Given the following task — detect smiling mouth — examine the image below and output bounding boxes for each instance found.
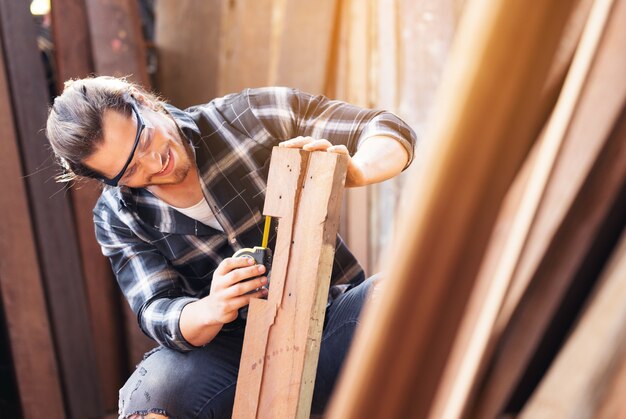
[157,149,172,175]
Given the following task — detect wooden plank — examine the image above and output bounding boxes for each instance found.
[51,0,126,411]
[270,0,339,94]
[396,0,458,135]
[217,0,273,95]
[50,0,93,87]
[0,29,65,419]
[154,0,222,107]
[370,0,459,275]
[498,0,616,327]
[542,0,595,106]
[472,0,626,415]
[428,137,538,419]
[84,0,149,84]
[595,315,626,419]
[429,0,615,416]
[0,0,104,417]
[519,228,626,418]
[84,0,154,366]
[330,0,374,273]
[325,0,578,416]
[233,147,348,418]
[475,107,626,417]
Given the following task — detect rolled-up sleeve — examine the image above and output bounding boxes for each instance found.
[93,197,199,352]
[245,87,417,169]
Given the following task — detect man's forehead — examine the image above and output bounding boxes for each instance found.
[83,108,137,175]
[102,106,136,128]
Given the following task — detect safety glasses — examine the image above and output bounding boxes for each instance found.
[98,101,145,186]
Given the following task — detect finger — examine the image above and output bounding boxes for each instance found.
[326,145,350,155]
[229,288,270,310]
[226,275,268,298]
[225,263,267,286]
[278,136,315,148]
[215,256,256,275]
[302,139,333,151]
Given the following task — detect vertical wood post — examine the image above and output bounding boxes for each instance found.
[326,0,579,416]
[83,0,155,367]
[0,28,65,419]
[0,0,104,416]
[233,147,348,418]
[51,0,126,410]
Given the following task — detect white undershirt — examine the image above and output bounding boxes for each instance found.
[169,198,223,231]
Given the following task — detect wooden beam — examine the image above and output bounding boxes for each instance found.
[0,27,65,419]
[270,0,339,94]
[51,0,126,411]
[83,0,154,366]
[154,0,222,107]
[471,0,626,415]
[429,0,615,416]
[217,0,273,95]
[0,0,103,416]
[233,147,348,418]
[84,0,149,84]
[325,0,578,416]
[519,228,626,418]
[595,306,626,419]
[475,107,626,417]
[427,136,538,419]
[50,0,93,88]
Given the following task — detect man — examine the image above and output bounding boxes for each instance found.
[46,76,416,418]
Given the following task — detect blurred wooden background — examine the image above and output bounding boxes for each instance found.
[1,0,624,418]
[0,0,461,417]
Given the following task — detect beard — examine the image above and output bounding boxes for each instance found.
[146,125,196,186]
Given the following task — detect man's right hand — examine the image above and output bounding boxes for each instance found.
[179,256,268,347]
[205,256,268,324]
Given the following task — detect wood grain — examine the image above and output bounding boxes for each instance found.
[430,0,615,416]
[472,0,626,415]
[52,0,126,410]
[326,0,578,416]
[233,147,348,418]
[83,0,154,367]
[0,0,103,416]
[155,0,222,107]
[519,229,626,418]
[0,26,65,419]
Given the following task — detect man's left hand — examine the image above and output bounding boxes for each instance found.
[278,136,366,187]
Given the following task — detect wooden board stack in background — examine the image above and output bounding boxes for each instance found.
[0,25,65,419]
[2,0,625,417]
[0,0,103,416]
[52,0,125,411]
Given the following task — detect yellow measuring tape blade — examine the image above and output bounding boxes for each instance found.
[261,215,271,248]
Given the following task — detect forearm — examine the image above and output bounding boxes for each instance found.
[179,298,224,347]
[348,136,410,187]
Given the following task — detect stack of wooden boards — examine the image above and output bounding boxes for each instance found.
[327,0,626,417]
[0,0,150,417]
[1,0,624,417]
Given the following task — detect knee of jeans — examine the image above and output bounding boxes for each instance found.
[125,413,169,419]
[118,363,187,419]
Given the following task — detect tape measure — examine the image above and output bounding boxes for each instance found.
[232,215,273,269]
[234,216,273,319]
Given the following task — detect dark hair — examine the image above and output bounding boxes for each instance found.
[46,76,164,182]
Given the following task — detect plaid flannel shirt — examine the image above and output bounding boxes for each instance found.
[94,87,416,351]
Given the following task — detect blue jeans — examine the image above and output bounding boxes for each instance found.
[118,275,375,418]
